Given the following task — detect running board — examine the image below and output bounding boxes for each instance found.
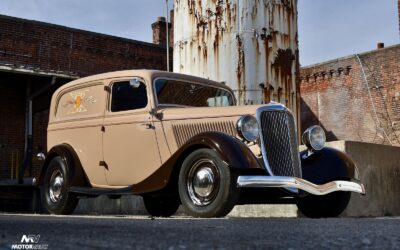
[237,176,365,196]
[0,178,36,187]
[69,186,134,196]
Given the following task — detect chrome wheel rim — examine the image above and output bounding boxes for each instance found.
[187,159,219,206]
[49,170,64,203]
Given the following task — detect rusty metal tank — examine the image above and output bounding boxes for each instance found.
[173,0,300,122]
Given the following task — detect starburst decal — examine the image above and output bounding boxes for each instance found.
[62,89,97,114]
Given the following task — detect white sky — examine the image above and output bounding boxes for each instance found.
[0,0,399,66]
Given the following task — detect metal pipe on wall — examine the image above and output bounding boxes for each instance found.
[166,0,170,72]
[19,80,31,183]
[19,76,56,183]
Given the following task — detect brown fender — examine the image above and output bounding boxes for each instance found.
[133,131,263,194]
[38,144,89,187]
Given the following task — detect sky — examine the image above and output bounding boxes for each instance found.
[298,0,399,66]
[0,0,398,66]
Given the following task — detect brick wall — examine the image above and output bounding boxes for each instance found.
[300,44,400,146]
[0,15,170,179]
[152,17,172,47]
[0,77,26,179]
[0,15,169,77]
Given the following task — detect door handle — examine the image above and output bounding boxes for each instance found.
[141,123,155,129]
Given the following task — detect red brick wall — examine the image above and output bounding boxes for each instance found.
[300,45,400,146]
[0,15,168,77]
[152,17,172,47]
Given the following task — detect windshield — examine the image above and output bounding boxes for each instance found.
[154,79,235,107]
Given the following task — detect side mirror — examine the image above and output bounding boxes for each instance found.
[129,79,141,88]
[150,108,163,120]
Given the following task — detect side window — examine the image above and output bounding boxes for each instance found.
[56,84,104,119]
[111,80,148,112]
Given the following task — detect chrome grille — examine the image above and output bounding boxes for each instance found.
[259,110,301,177]
[173,121,236,147]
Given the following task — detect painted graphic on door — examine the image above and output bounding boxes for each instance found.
[62,89,97,114]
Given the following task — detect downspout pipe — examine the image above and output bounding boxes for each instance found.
[355,54,393,146]
[19,81,31,184]
[19,76,56,184]
[166,0,170,72]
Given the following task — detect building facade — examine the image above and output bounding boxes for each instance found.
[300,1,400,146]
[300,44,400,146]
[0,15,170,180]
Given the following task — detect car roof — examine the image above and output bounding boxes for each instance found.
[57,69,231,91]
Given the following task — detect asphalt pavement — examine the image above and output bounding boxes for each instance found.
[0,214,399,250]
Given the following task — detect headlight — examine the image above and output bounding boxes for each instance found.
[302,125,326,151]
[237,115,260,142]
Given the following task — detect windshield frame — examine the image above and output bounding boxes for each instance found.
[152,77,237,108]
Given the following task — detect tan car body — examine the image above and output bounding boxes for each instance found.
[48,70,257,190]
[43,69,366,217]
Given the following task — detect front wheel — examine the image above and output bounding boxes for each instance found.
[42,156,79,215]
[296,191,351,218]
[178,148,240,218]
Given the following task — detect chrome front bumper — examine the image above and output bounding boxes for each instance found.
[237,176,365,196]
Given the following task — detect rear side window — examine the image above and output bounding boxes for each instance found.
[56,84,104,119]
[111,81,148,112]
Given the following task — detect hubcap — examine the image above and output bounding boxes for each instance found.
[193,167,215,197]
[187,159,219,206]
[49,170,64,203]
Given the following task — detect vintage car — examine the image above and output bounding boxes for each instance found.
[38,70,365,218]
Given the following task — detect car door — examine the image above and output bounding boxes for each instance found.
[102,78,161,186]
[49,82,108,186]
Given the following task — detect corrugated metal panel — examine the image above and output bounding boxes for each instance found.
[173,0,299,122]
[172,121,236,147]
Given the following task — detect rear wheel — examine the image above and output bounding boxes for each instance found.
[143,196,180,217]
[178,149,240,218]
[42,156,79,215]
[297,191,351,218]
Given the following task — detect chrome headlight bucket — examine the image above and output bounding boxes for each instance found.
[237,115,260,142]
[302,125,326,151]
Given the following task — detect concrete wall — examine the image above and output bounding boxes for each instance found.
[74,140,400,218]
[74,196,298,218]
[329,141,400,217]
[75,195,148,216]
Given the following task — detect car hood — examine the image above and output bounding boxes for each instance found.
[157,105,264,121]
